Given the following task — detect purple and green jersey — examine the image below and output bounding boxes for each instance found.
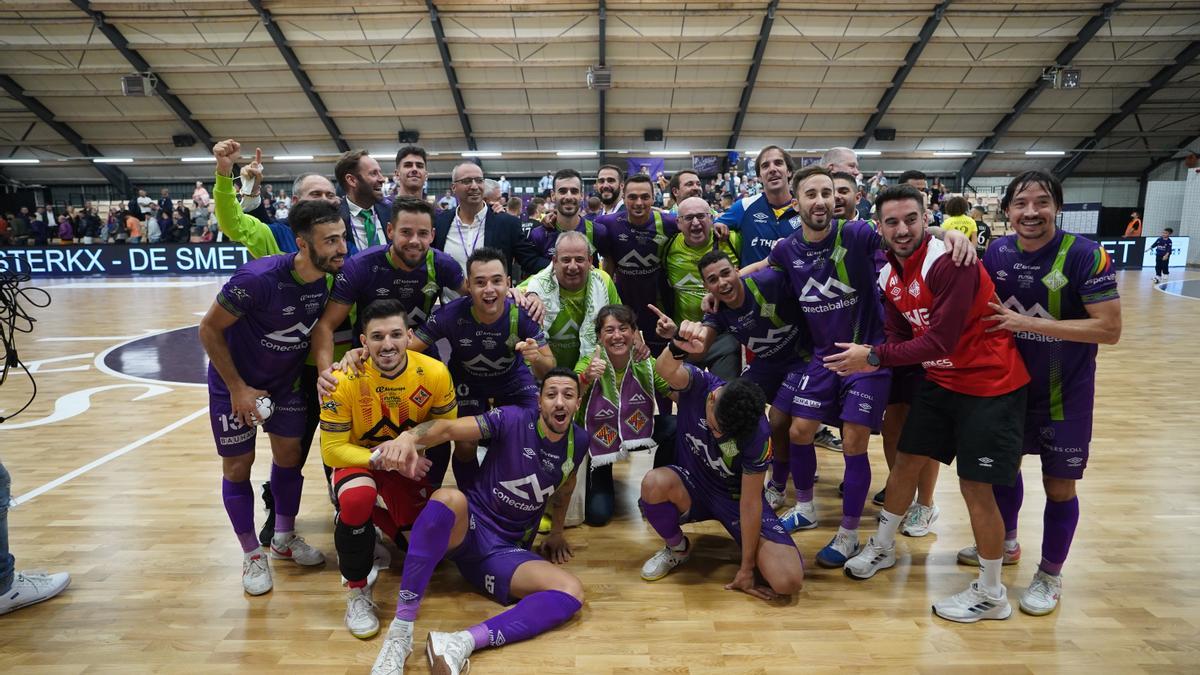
[472,405,589,546]
[702,266,809,366]
[594,210,678,340]
[210,253,327,395]
[414,296,547,390]
[984,231,1119,421]
[527,217,605,261]
[330,245,463,328]
[767,219,886,358]
[674,365,771,500]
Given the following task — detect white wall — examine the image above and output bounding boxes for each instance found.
[1061,177,1139,207]
[1181,169,1200,265]
[1143,181,1186,234]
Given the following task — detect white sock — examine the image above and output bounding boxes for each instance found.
[272,530,294,543]
[1003,539,1019,551]
[876,509,903,548]
[670,536,689,553]
[836,526,858,544]
[389,618,413,638]
[978,556,1004,596]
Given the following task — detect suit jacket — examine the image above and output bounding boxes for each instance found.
[339,200,392,257]
[434,208,548,281]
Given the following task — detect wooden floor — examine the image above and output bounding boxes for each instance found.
[1,269,1198,674]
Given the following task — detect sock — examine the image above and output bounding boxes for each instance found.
[992,471,1024,542]
[639,498,683,548]
[876,509,903,548]
[334,483,377,584]
[978,556,1004,596]
[269,463,304,535]
[840,453,871,530]
[222,478,259,554]
[789,443,816,503]
[769,457,788,490]
[468,589,582,650]
[395,500,456,621]
[1039,496,1079,576]
[388,617,413,638]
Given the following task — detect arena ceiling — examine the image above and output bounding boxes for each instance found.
[0,0,1197,189]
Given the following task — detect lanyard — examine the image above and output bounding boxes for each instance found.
[454,209,485,257]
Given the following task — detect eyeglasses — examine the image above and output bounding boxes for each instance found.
[454,177,485,186]
[680,213,709,222]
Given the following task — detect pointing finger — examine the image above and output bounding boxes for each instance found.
[254,147,262,165]
[646,304,668,321]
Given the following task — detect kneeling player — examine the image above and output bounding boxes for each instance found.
[638,336,804,600]
[370,369,588,675]
[319,299,458,639]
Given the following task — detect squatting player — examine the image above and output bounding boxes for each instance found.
[320,299,457,639]
[368,369,589,675]
[197,199,346,595]
[974,170,1121,616]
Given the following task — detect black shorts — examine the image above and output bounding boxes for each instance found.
[887,365,925,406]
[897,380,1026,486]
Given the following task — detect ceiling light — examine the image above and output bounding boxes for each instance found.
[93,157,133,163]
[933,152,972,157]
[0,158,39,164]
[649,151,689,157]
[556,151,597,157]
[274,155,314,161]
[462,151,501,158]
[1025,150,1066,156]
[180,156,214,162]
[855,150,882,156]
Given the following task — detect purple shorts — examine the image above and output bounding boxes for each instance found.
[779,361,890,432]
[208,385,306,457]
[456,373,540,418]
[742,357,806,408]
[1023,416,1092,480]
[448,508,543,605]
[666,465,795,549]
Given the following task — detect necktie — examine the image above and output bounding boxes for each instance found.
[362,208,378,247]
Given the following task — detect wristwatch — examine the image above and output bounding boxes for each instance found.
[866,346,881,368]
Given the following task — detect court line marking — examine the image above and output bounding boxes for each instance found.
[1152,276,1200,302]
[11,406,209,507]
[39,330,163,342]
[92,324,208,389]
[42,281,217,289]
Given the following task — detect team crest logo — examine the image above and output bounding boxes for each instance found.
[410,386,431,407]
[625,410,649,433]
[595,424,619,447]
[321,400,340,413]
[1042,269,1068,292]
[227,286,250,302]
[907,280,921,297]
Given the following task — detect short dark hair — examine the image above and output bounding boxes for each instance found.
[360,298,410,329]
[714,377,767,442]
[1165,227,1174,234]
[697,249,734,275]
[790,165,833,195]
[755,145,796,175]
[586,195,602,210]
[389,196,435,226]
[466,246,508,277]
[624,174,654,191]
[288,199,342,238]
[669,170,700,197]
[831,171,856,185]
[944,196,970,217]
[334,149,371,190]
[594,304,637,334]
[395,145,427,167]
[898,170,927,185]
[540,367,580,393]
[506,197,523,211]
[553,168,583,190]
[874,185,926,217]
[597,164,624,182]
[1000,170,1063,213]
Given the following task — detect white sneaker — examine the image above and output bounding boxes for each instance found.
[270,533,326,566]
[932,580,1012,623]
[345,586,380,639]
[957,542,1021,566]
[843,536,896,580]
[779,501,818,533]
[900,503,940,537]
[372,626,413,675]
[242,551,273,596]
[0,570,71,615]
[640,538,691,581]
[1019,570,1063,616]
[426,630,474,675]
[764,482,787,510]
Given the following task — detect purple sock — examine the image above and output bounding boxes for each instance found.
[1039,496,1079,576]
[993,471,1024,541]
[270,463,304,534]
[840,453,871,530]
[222,478,259,554]
[468,589,582,650]
[639,498,683,548]
[769,456,788,490]
[789,443,816,502]
[395,500,456,621]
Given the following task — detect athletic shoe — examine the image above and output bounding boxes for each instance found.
[345,586,380,639]
[765,481,787,511]
[814,427,843,452]
[426,630,473,675]
[0,570,71,615]
[640,538,691,581]
[258,481,275,547]
[1019,570,1063,616]
[372,626,413,675]
[1153,276,1160,284]
[956,543,1021,567]
[900,503,940,537]
[872,488,886,506]
[242,551,273,595]
[815,530,861,568]
[270,533,326,566]
[779,501,818,533]
[844,536,896,580]
[932,581,1012,623]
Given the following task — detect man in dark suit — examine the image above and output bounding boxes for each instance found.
[334,149,391,257]
[435,162,549,280]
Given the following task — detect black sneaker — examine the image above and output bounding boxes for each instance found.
[258,481,276,547]
[872,488,886,506]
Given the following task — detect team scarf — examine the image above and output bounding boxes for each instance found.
[581,354,657,466]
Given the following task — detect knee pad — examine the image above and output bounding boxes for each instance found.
[336,483,377,526]
[334,518,376,583]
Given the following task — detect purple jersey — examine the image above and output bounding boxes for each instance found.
[768,219,885,358]
[330,245,463,327]
[471,405,589,545]
[984,231,1118,421]
[414,296,547,388]
[210,253,327,394]
[703,266,809,366]
[595,210,678,338]
[527,217,606,260]
[674,365,771,500]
